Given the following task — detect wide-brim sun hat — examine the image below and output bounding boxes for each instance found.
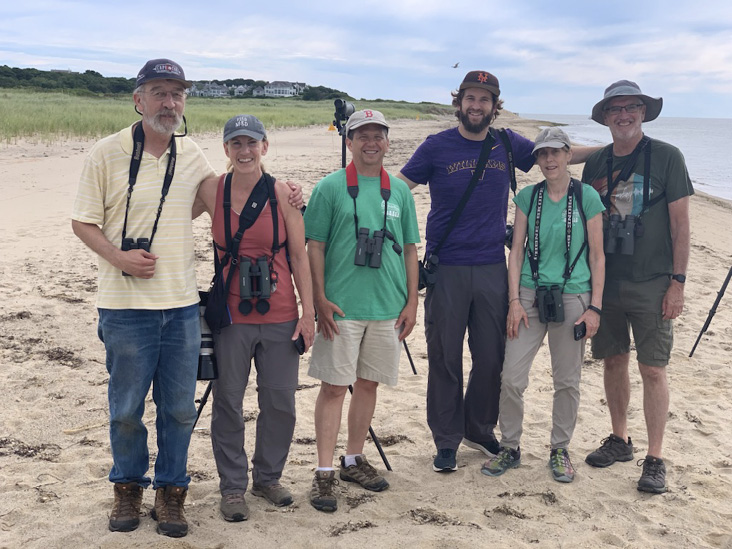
[591,80,663,125]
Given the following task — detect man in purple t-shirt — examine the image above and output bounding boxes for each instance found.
[398,71,597,473]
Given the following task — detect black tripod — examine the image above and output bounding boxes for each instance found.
[689,265,732,357]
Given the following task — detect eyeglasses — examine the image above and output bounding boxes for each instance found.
[603,103,644,115]
[144,90,187,102]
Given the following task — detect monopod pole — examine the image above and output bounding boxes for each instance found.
[348,384,392,471]
[690,265,732,357]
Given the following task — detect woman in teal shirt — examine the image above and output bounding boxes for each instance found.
[482,127,605,483]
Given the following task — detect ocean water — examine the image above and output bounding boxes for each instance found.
[524,114,732,201]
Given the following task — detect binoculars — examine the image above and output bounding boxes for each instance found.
[239,256,272,315]
[354,227,385,268]
[605,214,643,255]
[121,237,150,276]
[536,285,565,324]
[418,254,440,290]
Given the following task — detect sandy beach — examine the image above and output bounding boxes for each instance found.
[1,112,731,549]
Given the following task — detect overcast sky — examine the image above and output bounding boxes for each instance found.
[2,1,731,118]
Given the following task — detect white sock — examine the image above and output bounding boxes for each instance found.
[344,454,362,467]
[315,466,335,472]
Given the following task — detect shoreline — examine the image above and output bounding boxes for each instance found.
[1,114,731,548]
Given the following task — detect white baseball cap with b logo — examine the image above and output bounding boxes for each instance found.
[344,109,390,134]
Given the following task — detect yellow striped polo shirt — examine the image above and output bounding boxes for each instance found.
[72,124,216,309]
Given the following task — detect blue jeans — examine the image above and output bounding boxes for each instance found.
[98,304,199,488]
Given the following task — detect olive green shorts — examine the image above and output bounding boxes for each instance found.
[591,276,673,367]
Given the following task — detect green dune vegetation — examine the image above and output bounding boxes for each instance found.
[0,88,453,142]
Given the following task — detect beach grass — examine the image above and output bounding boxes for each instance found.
[0,89,452,141]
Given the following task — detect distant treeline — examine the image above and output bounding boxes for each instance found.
[0,65,351,100]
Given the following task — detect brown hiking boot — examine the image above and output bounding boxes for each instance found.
[109,482,143,532]
[339,455,389,492]
[309,470,338,512]
[151,486,188,538]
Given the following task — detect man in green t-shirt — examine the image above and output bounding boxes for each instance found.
[304,109,420,513]
[581,81,693,495]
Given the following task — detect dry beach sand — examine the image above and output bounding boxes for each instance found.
[1,113,731,548]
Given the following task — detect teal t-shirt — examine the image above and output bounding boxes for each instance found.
[514,182,605,293]
[304,168,420,320]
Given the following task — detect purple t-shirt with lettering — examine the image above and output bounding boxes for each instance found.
[401,127,535,265]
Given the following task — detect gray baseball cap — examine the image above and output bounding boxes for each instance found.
[591,80,663,125]
[532,127,571,155]
[344,109,390,135]
[136,58,191,88]
[223,114,267,142]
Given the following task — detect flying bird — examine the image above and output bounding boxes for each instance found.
[452,62,460,68]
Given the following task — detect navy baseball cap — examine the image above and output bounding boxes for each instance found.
[136,58,192,88]
[223,114,267,142]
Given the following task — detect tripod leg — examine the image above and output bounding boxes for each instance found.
[348,384,392,471]
[403,340,418,375]
[690,265,732,357]
[192,380,213,430]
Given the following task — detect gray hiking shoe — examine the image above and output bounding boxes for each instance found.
[481,447,521,477]
[585,434,634,467]
[549,448,575,483]
[109,482,143,532]
[310,470,338,512]
[220,492,250,522]
[251,483,293,507]
[637,455,668,494]
[339,455,389,492]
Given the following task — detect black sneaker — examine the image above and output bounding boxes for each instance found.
[585,434,634,468]
[433,448,458,472]
[462,434,500,457]
[637,455,668,494]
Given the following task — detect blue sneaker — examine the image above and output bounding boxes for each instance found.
[481,447,521,477]
[433,448,458,472]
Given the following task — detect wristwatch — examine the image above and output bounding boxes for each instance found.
[671,274,686,283]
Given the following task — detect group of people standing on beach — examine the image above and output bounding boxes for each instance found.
[71,58,692,538]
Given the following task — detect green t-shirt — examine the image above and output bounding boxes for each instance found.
[514,182,605,293]
[304,169,420,320]
[582,137,694,282]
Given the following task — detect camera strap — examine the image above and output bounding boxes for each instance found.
[527,179,586,289]
[121,122,177,247]
[346,160,391,240]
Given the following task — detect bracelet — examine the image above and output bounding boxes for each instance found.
[509,297,520,303]
[588,305,602,315]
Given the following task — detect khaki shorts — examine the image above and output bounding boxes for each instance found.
[591,276,673,367]
[308,319,401,386]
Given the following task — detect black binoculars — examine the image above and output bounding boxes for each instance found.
[354,227,385,269]
[536,285,565,324]
[239,256,272,315]
[605,214,643,255]
[121,237,150,276]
